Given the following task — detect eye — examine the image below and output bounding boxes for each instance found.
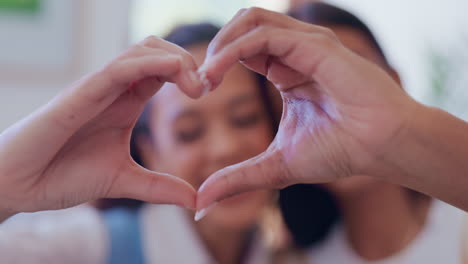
[175,126,204,143]
[231,112,262,128]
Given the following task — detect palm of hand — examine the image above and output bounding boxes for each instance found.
[6,85,156,212]
[196,49,411,211]
[266,54,410,187]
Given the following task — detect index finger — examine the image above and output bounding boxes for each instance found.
[206,7,332,57]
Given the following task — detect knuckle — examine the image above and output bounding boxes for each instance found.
[236,8,248,16]
[128,44,146,55]
[141,35,161,47]
[312,33,338,48]
[317,26,339,44]
[320,27,335,37]
[246,6,264,16]
[178,51,192,64]
[255,25,273,34]
[172,54,184,68]
[100,62,116,80]
[102,59,120,76]
[244,7,266,24]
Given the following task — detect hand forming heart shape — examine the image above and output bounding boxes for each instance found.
[0,36,205,218]
[0,8,416,221]
[194,8,415,217]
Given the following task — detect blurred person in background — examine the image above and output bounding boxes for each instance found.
[2,3,466,263]
[289,0,321,9]
[0,22,303,264]
[116,22,290,264]
[277,3,465,264]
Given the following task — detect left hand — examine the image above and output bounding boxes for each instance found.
[0,36,205,220]
[195,8,416,215]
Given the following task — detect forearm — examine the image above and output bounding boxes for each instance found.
[374,103,468,210]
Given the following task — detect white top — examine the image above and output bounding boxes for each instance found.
[141,205,272,264]
[0,205,107,264]
[0,204,273,264]
[307,200,466,264]
[0,201,464,264]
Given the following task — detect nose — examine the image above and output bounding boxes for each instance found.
[206,123,246,168]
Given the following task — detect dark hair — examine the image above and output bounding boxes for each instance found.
[98,22,280,210]
[288,2,389,66]
[279,184,339,249]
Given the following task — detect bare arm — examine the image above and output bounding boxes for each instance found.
[195,7,468,217]
[0,36,204,222]
[374,104,468,210]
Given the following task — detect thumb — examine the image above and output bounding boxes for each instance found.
[196,149,291,219]
[108,164,196,210]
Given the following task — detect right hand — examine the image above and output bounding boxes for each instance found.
[196,8,419,212]
[0,36,204,218]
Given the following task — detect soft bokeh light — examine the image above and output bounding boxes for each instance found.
[129,0,287,42]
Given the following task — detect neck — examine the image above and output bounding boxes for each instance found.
[336,185,430,260]
[194,216,252,264]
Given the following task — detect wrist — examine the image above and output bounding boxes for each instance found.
[368,100,445,184]
[361,96,425,181]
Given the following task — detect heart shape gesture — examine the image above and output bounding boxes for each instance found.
[0,36,206,219]
[195,8,417,216]
[3,8,465,221]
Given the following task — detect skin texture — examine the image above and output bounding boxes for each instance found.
[195,8,468,214]
[320,26,431,260]
[195,7,417,212]
[2,7,468,223]
[138,44,273,263]
[0,36,205,221]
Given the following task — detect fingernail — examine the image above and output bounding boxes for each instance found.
[188,70,201,86]
[201,83,211,97]
[198,62,208,73]
[198,71,213,97]
[194,202,218,222]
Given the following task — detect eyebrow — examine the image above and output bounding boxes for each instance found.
[169,93,258,122]
[228,94,258,110]
[170,109,201,123]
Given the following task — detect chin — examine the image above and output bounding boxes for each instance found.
[207,206,261,230]
[205,191,270,230]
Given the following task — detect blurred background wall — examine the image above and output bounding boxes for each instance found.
[0,0,467,131]
[0,0,131,130]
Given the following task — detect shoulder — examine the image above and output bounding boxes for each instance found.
[307,200,466,264]
[0,204,107,264]
[417,200,465,263]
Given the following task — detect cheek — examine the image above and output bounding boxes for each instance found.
[158,139,205,186]
[242,122,273,155]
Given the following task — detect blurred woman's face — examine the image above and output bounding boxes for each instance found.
[146,44,273,229]
[325,26,396,198]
